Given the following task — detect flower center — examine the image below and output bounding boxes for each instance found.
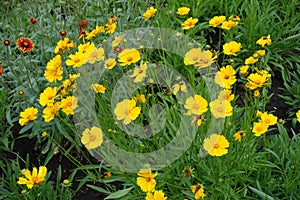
[127,56,133,62]
[217,107,224,113]
[213,143,219,148]
[89,135,96,142]
[138,69,144,74]
[224,75,230,79]
[146,177,151,182]
[22,41,29,47]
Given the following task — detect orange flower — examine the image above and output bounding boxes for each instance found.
[16,38,34,52]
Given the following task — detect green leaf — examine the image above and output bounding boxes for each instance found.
[248,186,274,200]
[104,187,133,199]
[86,184,110,195]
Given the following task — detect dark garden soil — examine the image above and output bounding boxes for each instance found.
[1,68,296,199]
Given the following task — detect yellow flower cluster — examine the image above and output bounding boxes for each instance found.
[184,48,216,68]
[17,166,47,189]
[252,111,277,136]
[209,15,240,30]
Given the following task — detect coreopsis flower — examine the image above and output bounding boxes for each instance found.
[143,7,157,21]
[228,15,240,22]
[217,89,234,102]
[54,37,76,54]
[239,65,249,75]
[42,132,47,137]
[191,184,206,199]
[234,130,246,142]
[256,110,263,117]
[184,95,208,116]
[92,84,106,94]
[182,17,198,30]
[221,20,238,30]
[246,73,269,90]
[104,22,117,34]
[112,35,124,47]
[252,122,268,136]
[118,48,140,66]
[256,50,266,57]
[260,112,277,126]
[245,56,258,65]
[17,166,47,189]
[3,39,10,46]
[104,58,117,69]
[223,41,242,56]
[114,99,141,125]
[39,87,58,106]
[214,65,236,89]
[145,190,167,200]
[254,90,260,97]
[136,168,158,192]
[60,96,78,115]
[184,48,214,68]
[172,81,187,95]
[176,7,190,16]
[209,99,233,118]
[133,94,146,103]
[44,55,63,82]
[66,51,87,68]
[16,38,34,53]
[209,15,226,27]
[203,134,229,156]
[42,102,60,122]
[19,107,38,126]
[86,25,105,40]
[130,61,147,83]
[296,110,300,123]
[104,171,112,179]
[256,35,272,47]
[86,47,105,64]
[81,126,103,149]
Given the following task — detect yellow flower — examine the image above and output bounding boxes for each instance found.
[246,73,269,90]
[256,110,263,117]
[184,95,208,115]
[221,20,238,30]
[239,65,249,75]
[86,47,105,64]
[209,15,226,27]
[217,89,234,102]
[256,50,266,57]
[245,56,258,65]
[228,15,241,22]
[104,22,117,34]
[112,35,124,47]
[118,48,140,66]
[254,89,260,97]
[172,81,187,95]
[191,115,204,127]
[60,96,78,115]
[297,110,300,123]
[92,84,106,94]
[86,25,105,40]
[184,48,214,68]
[260,112,277,126]
[17,166,47,189]
[182,17,198,30]
[78,42,95,54]
[104,171,112,179]
[39,87,58,106]
[54,38,75,54]
[191,185,206,199]
[234,130,246,142]
[42,102,60,122]
[146,190,167,200]
[214,65,236,89]
[136,168,158,192]
[223,41,242,56]
[66,51,87,68]
[203,133,229,156]
[143,7,157,21]
[114,99,141,125]
[133,94,146,103]
[252,122,268,136]
[44,55,63,82]
[104,58,117,69]
[42,132,47,137]
[130,61,147,83]
[209,99,233,118]
[19,107,38,126]
[81,126,103,149]
[256,35,272,47]
[176,7,190,16]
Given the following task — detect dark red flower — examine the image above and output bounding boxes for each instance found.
[3,40,10,46]
[29,17,38,24]
[79,20,89,29]
[0,65,3,75]
[59,30,67,37]
[16,38,34,53]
